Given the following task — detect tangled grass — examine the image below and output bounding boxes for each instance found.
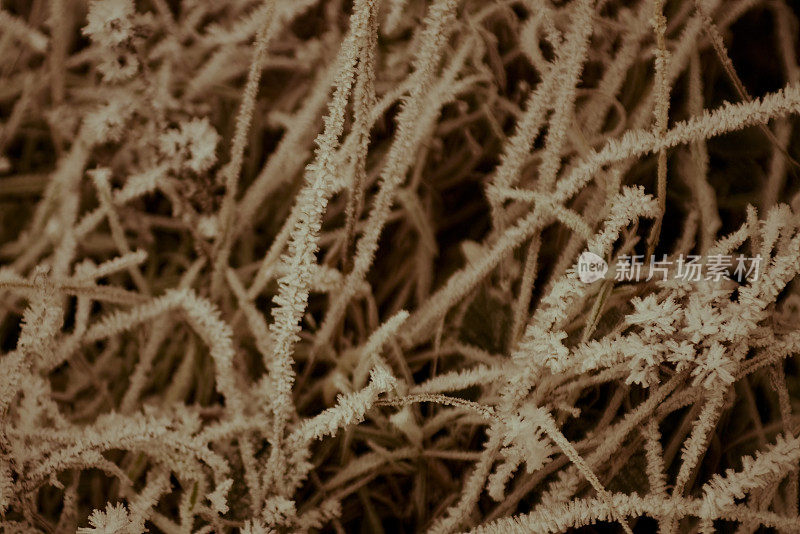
[1,0,800,532]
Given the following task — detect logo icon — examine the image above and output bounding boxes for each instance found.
[577,251,608,283]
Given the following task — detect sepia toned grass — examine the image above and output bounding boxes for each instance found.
[1,0,800,532]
